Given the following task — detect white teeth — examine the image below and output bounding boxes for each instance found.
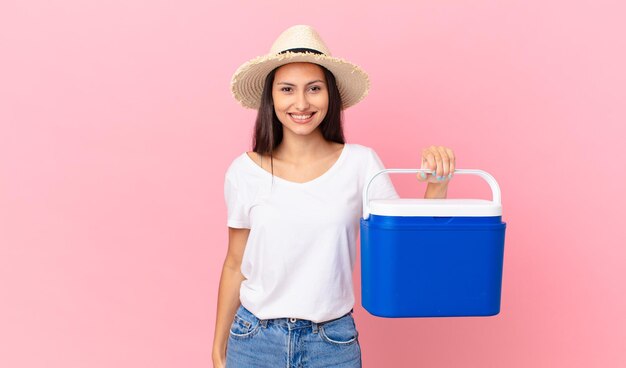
[290,114,312,119]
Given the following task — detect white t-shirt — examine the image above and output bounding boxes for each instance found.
[223,143,399,323]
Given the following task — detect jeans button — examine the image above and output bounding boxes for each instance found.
[289,318,297,323]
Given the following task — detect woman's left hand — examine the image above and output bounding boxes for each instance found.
[416,145,456,184]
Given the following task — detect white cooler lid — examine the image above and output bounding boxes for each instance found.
[369,198,502,217]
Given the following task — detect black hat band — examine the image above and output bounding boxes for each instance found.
[278,48,324,55]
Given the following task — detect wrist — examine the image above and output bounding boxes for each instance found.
[425,181,448,199]
[212,345,226,357]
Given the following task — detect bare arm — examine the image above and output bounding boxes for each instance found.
[212,227,250,367]
[424,182,448,199]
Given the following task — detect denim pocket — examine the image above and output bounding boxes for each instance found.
[319,313,359,346]
[229,310,261,340]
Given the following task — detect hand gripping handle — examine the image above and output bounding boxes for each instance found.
[362,169,502,220]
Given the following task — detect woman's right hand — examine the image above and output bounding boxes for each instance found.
[212,355,226,368]
[212,348,226,368]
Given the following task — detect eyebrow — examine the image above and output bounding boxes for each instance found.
[276,80,325,86]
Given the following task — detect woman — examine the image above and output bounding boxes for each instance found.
[212,25,455,368]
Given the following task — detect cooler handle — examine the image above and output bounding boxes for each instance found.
[362,169,502,220]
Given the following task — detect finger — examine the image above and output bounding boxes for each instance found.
[422,149,437,176]
[424,148,439,183]
[418,156,429,181]
[437,146,450,177]
[431,147,444,178]
[445,147,455,178]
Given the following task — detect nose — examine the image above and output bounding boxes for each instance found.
[294,91,310,111]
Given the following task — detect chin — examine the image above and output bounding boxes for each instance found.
[280,120,323,135]
[289,127,319,136]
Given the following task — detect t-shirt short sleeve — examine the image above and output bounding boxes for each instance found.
[224,163,251,229]
[365,147,400,201]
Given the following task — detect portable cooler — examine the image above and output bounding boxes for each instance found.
[360,168,507,318]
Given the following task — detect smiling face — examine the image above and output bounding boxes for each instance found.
[272,62,329,137]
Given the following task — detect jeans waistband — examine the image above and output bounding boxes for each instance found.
[239,305,353,331]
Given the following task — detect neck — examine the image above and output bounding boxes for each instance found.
[274,128,334,164]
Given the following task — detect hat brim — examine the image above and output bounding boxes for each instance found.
[230,51,370,110]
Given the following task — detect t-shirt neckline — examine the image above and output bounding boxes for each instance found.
[243,143,350,186]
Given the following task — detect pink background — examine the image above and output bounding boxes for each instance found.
[2,1,625,367]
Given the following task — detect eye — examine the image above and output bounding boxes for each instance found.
[280,86,292,92]
[309,85,322,92]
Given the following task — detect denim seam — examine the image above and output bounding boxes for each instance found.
[319,326,358,345]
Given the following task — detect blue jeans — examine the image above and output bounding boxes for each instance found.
[226,304,362,367]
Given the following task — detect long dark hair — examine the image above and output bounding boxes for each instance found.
[252,63,345,176]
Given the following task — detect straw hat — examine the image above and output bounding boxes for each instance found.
[230,25,370,110]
